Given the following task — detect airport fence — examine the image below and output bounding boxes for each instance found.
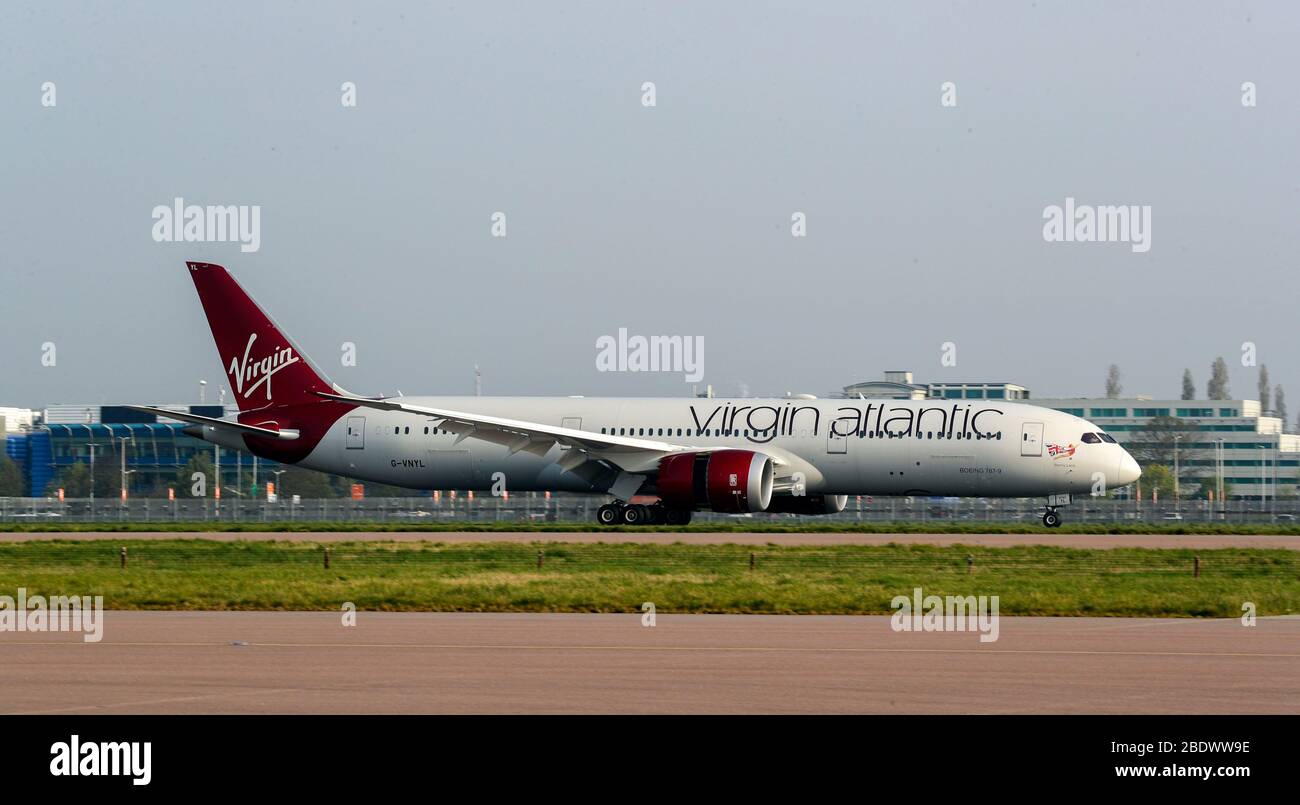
[2,494,1299,526]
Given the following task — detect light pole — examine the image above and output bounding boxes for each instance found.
[1173,435,1181,516]
[85,442,96,509]
[117,435,134,503]
[212,442,221,519]
[1273,441,1279,520]
[1213,438,1225,520]
[199,379,207,404]
[1259,440,1266,517]
[272,469,286,502]
[1257,439,1265,519]
[272,469,289,520]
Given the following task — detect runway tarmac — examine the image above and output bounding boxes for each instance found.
[5,530,1300,548]
[2,612,1296,714]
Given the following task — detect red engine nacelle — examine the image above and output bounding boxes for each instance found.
[765,494,849,515]
[657,450,775,513]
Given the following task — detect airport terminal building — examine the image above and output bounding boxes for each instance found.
[1030,396,1299,500]
[841,371,1031,402]
[4,403,281,498]
[842,372,1298,500]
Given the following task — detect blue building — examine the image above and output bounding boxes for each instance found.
[6,404,283,497]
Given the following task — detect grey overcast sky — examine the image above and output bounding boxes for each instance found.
[1,2,1298,408]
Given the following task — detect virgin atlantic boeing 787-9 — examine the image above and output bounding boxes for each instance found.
[131,262,1140,527]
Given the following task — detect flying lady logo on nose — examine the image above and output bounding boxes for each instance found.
[227,333,300,400]
[1047,443,1076,459]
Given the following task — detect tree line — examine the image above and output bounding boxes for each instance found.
[1106,360,1290,430]
[1106,360,1295,500]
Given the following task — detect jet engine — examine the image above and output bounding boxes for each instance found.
[656,449,775,513]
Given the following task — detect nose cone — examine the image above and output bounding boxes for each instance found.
[1117,452,1141,487]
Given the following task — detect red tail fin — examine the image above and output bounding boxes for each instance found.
[187,261,335,412]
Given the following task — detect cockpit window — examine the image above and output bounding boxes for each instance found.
[1080,433,1102,444]
[1098,433,1117,444]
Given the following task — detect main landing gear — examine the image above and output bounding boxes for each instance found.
[1042,508,1062,528]
[595,502,692,526]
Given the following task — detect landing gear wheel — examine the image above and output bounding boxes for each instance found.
[596,504,620,526]
[665,509,692,526]
[1042,510,1061,528]
[621,505,647,525]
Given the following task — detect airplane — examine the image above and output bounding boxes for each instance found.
[132,261,1141,528]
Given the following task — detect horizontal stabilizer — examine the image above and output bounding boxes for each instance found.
[126,406,300,440]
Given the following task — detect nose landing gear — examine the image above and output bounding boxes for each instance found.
[1041,493,1071,528]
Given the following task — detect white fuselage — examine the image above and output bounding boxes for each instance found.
[280,396,1139,499]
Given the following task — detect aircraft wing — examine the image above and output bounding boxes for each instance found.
[315,392,728,473]
[126,406,300,440]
